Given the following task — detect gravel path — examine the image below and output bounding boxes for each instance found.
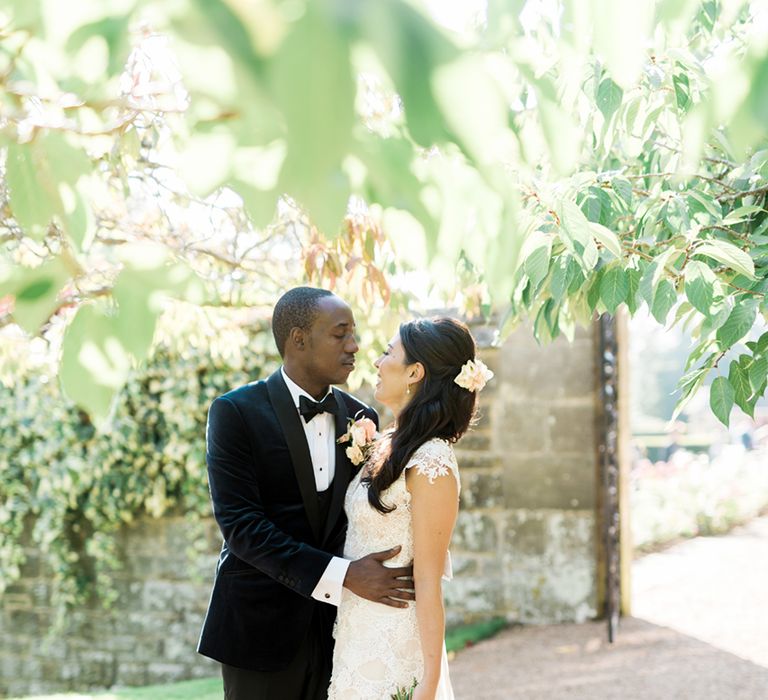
[449,516,768,699]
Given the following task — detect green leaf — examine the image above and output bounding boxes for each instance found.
[625,266,641,314]
[673,72,690,111]
[749,356,768,394]
[721,205,764,225]
[550,255,575,302]
[521,230,552,289]
[729,361,752,414]
[5,142,59,237]
[560,200,591,245]
[709,376,734,426]
[0,258,71,333]
[599,264,628,314]
[596,77,623,120]
[684,260,716,314]
[611,178,633,207]
[589,222,622,258]
[355,136,437,241]
[651,279,677,324]
[60,305,133,422]
[716,302,757,349]
[270,3,355,234]
[433,53,512,166]
[66,14,132,75]
[695,240,756,279]
[359,0,458,148]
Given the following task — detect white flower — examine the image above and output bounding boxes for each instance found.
[454,359,494,392]
[346,444,365,465]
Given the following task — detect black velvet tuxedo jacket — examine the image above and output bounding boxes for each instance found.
[197,370,377,671]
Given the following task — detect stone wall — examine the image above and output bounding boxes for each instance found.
[1,518,221,697]
[446,323,599,625]
[1,323,601,695]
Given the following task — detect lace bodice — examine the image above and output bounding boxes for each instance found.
[343,437,459,575]
[327,437,459,700]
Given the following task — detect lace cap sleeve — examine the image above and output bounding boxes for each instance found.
[405,438,460,488]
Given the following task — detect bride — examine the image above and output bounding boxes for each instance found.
[328,317,493,700]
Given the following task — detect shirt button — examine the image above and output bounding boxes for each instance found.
[324,593,331,599]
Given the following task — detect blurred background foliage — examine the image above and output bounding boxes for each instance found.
[1,0,768,612]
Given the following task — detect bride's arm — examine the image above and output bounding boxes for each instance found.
[407,464,460,699]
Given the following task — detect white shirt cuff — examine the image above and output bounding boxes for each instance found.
[310,556,350,606]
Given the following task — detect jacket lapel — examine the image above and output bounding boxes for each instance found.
[322,388,352,544]
[266,371,322,543]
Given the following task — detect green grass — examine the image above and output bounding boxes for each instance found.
[445,616,508,653]
[8,677,222,700]
[13,619,508,699]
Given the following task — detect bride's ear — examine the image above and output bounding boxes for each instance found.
[408,362,425,384]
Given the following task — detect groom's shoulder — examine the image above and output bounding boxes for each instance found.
[215,379,268,408]
[336,389,377,420]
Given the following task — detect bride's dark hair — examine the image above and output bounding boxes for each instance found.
[364,317,479,514]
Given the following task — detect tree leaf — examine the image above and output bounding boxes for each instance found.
[596,77,623,120]
[651,279,677,324]
[590,222,622,258]
[716,302,757,349]
[684,260,716,314]
[270,3,355,234]
[673,72,690,111]
[709,376,734,426]
[611,177,633,207]
[695,241,756,279]
[60,305,133,423]
[728,360,752,414]
[1,258,71,333]
[599,264,628,314]
[521,230,552,289]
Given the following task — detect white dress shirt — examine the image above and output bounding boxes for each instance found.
[280,368,350,605]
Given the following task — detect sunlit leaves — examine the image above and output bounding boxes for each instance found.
[715,302,757,350]
[0,257,71,333]
[709,375,734,426]
[5,133,92,245]
[599,263,628,314]
[596,77,623,120]
[695,240,756,279]
[270,2,355,234]
[684,260,717,314]
[521,230,551,289]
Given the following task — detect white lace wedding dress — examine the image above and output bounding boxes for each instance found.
[327,437,458,699]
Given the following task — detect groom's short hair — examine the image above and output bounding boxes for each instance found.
[272,287,334,356]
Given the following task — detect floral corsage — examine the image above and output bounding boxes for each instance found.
[337,416,378,466]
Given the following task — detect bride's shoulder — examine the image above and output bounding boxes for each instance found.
[406,438,459,484]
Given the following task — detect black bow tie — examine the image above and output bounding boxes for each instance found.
[298,394,339,423]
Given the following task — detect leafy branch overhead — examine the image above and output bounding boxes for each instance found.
[1,0,767,425]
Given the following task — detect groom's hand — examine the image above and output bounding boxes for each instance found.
[343,545,415,608]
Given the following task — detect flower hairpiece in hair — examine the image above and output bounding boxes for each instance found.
[454,358,494,392]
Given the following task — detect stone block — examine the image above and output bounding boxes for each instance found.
[496,403,550,454]
[452,512,498,552]
[547,404,597,456]
[460,471,504,510]
[114,661,149,686]
[459,430,491,451]
[455,453,501,470]
[146,661,188,684]
[499,324,596,401]
[502,454,596,510]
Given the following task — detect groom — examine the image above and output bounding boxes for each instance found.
[198,287,414,699]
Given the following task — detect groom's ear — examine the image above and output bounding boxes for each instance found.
[288,326,306,352]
